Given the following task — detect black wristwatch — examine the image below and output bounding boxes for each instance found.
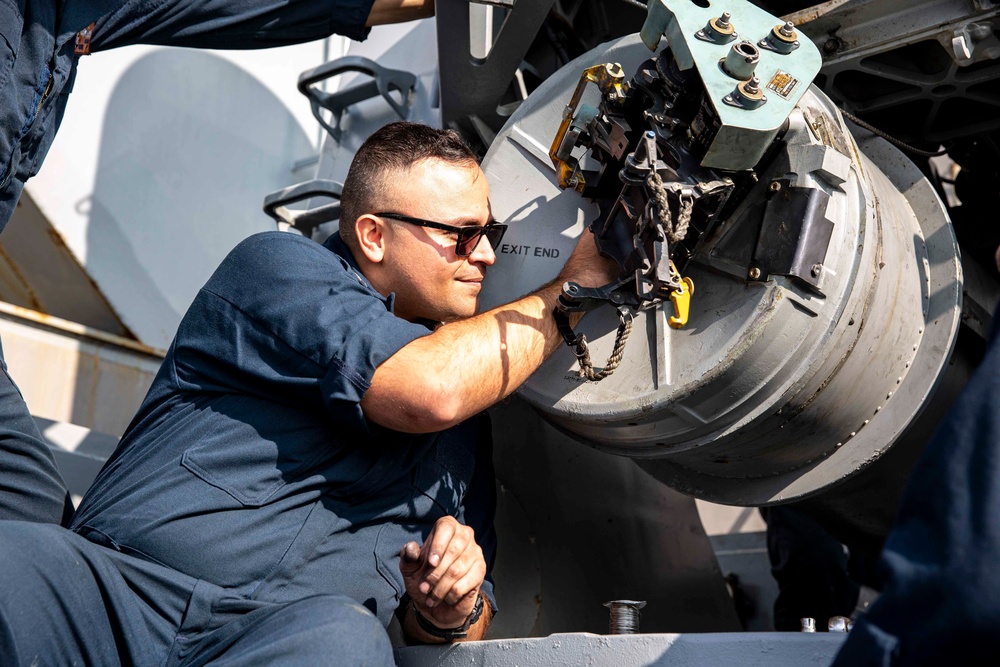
[411,593,485,641]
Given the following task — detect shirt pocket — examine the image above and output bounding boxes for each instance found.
[182,441,292,507]
[180,397,329,507]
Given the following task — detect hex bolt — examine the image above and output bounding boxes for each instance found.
[700,11,736,44]
[727,74,766,110]
[604,600,646,635]
[761,22,799,54]
[801,617,817,632]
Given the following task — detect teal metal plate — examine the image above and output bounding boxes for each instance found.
[641,0,823,170]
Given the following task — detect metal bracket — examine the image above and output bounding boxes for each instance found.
[262,180,342,237]
[297,56,416,143]
[557,276,643,314]
[749,180,834,294]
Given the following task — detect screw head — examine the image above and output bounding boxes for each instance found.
[749,267,762,280]
[604,600,647,609]
[811,263,822,277]
[769,181,782,192]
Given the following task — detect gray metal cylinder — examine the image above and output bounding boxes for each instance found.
[722,39,761,79]
[479,34,962,507]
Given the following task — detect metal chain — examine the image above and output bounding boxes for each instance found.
[573,309,634,381]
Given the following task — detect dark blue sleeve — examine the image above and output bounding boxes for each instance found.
[171,232,430,431]
[832,307,1000,666]
[90,0,377,51]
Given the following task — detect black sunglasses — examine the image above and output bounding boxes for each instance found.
[376,212,508,257]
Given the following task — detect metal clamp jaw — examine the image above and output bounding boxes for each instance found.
[548,63,630,192]
[666,262,694,329]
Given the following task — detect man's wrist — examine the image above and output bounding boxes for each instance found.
[411,593,485,641]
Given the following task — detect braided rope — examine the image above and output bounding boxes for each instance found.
[573,312,634,381]
[676,190,693,242]
[646,172,693,243]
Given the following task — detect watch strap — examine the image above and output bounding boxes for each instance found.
[411,593,485,641]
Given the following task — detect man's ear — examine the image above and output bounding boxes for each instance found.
[356,214,387,263]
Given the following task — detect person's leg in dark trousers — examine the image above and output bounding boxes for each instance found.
[0,521,194,666]
[175,595,394,667]
[761,505,861,631]
[0,339,73,525]
[832,308,1000,666]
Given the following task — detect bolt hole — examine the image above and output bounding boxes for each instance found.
[848,318,855,325]
[735,41,759,58]
[627,422,638,427]
[690,0,711,7]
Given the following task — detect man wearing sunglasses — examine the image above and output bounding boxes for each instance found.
[0,0,439,531]
[0,121,617,663]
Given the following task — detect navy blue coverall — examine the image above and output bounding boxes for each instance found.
[830,307,1000,666]
[0,232,498,664]
[0,0,379,527]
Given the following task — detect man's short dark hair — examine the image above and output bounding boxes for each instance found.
[339,122,478,251]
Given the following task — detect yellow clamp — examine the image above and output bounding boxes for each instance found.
[667,261,694,329]
[548,63,629,192]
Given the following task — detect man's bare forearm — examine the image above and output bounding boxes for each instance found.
[363,280,569,433]
[362,230,617,432]
[366,0,435,26]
